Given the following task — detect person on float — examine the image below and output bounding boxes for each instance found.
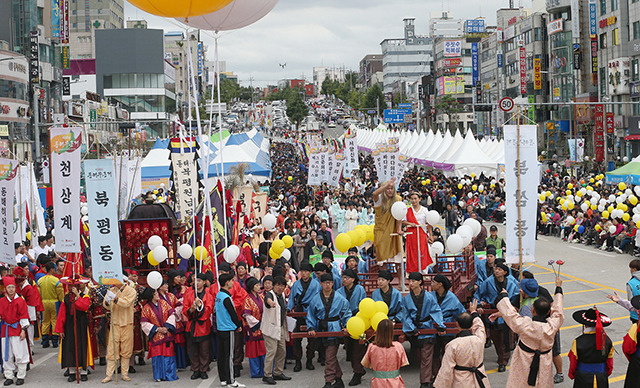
[371,270,404,323]
[402,192,432,274]
[321,251,342,292]
[372,178,403,263]
[431,274,465,377]
[568,307,614,388]
[336,269,367,386]
[287,261,321,372]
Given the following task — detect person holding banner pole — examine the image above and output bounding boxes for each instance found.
[372,178,403,263]
[101,277,136,383]
[402,192,433,274]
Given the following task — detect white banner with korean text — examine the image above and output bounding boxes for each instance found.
[504,125,538,263]
[0,159,19,265]
[50,127,82,252]
[84,159,124,284]
[344,131,359,175]
[326,149,346,187]
[252,192,268,226]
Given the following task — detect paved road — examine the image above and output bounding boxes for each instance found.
[21,222,636,387]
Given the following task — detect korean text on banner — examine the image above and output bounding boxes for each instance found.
[84,159,123,285]
[50,126,82,252]
[327,149,346,187]
[344,131,359,175]
[503,125,538,264]
[252,192,267,226]
[0,159,19,265]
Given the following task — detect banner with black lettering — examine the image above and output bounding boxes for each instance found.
[50,127,82,252]
[0,159,19,265]
[170,137,198,221]
[344,131,359,175]
[84,159,124,284]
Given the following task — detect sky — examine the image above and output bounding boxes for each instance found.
[124,0,536,88]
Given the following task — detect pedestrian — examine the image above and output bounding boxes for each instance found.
[306,273,352,388]
[101,275,137,383]
[336,269,367,386]
[361,319,409,388]
[371,270,404,322]
[183,273,214,380]
[241,277,266,378]
[489,276,564,387]
[37,261,64,349]
[287,261,321,372]
[432,300,491,388]
[139,287,179,382]
[262,276,292,385]
[215,273,246,388]
[0,275,31,386]
[567,307,614,388]
[402,272,445,388]
[55,276,93,381]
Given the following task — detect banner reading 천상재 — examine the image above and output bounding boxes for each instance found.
[503,125,538,264]
[84,159,124,284]
[0,159,19,265]
[50,126,82,252]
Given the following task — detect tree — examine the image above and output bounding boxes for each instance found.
[435,95,463,131]
[363,84,385,115]
[286,91,309,128]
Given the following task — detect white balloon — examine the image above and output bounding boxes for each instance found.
[463,218,481,237]
[499,205,506,212]
[278,194,284,200]
[459,201,466,208]
[609,194,616,202]
[51,229,56,237]
[598,205,605,212]
[567,195,574,202]
[431,241,444,256]
[580,188,587,195]
[391,201,408,221]
[81,206,88,215]
[178,244,193,259]
[478,184,484,192]
[456,226,473,246]
[633,214,640,223]
[467,192,473,198]
[634,206,640,214]
[548,194,554,200]
[599,199,607,206]
[609,225,617,234]
[263,214,277,230]
[152,245,168,263]
[148,235,163,250]
[446,234,464,253]
[616,196,625,204]
[147,271,163,290]
[81,215,89,223]
[426,210,441,226]
[580,203,589,212]
[282,249,291,261]
[177,0,279,31]
[626,189,633,196]
[566,216,575,225]
[635,186,640,196]
[224,245,240,264]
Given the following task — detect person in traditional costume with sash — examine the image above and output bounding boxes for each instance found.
[13,266,42,349]
[287,261,321,372]
[431,274,465,377]
[139,287,178,382]
[403,192,433,274]
[87,271,109,367]
[167,269,188,370]
[158,275,187,371]
[241,277,266,378]
[372,178,403,262]
[37,261,64,349]
[619,295,640,388]
[183,273,214,380]
[55,276,93,382]
[124,269,146,370]
[567,307,614,388]
[489,276,564,387]
[361,319,409,388]
[371,270,404,322]
[474,260,519,372]
[0,275,31,386]
[306,273,352,388]
[432,300,491,388]
[402,272,445,388]
[336,269,367,386]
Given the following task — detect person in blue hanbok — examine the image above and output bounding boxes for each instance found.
[140,288,179,382]
[371,270,404,322]
[316,205,329,226]
[474,245,499,284]
[357,205,368,226]
[474,260,519,372]
[321,251,342,292]
[402,272,446,388]
[430,274,465,377]
[306,273,352,388]
[336,269,367,386]
[345,248,368,274]
[335,203,347,235]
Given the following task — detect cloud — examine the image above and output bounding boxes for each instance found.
[124,0,531,87]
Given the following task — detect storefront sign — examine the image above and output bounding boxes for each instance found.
[444,40,462,57]
[589,0,597,36]
[29,31,39,84]
[606,112,614,133]
[548,19,564,35]
[471,42,479,86]
[631,80,640,98]
[534,58,542,90]
[594,105,604,161]
[599,16,616,28]
[519,47,527,95]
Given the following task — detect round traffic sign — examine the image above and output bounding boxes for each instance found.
[499,97,514,112]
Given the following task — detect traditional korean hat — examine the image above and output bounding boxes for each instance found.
[573,307,612,351]
[2,275,15,288]
[59,275,90,285]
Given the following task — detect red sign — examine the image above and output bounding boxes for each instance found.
[508,16,517,26]
[594,104,604,162]
[606,112,614,134]
[519,47,527,96]
[440,58,462,68]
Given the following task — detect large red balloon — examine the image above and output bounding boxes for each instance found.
[177,0,279,31]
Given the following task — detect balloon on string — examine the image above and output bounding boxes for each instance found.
[609,225,617,234]
[359,298,377,318]
[623,213,631,222]
[335,233,352,253]
[463,218,481,237]
[194,246,208,261]
[127,0,233,18]
[224,245,240,263]
[602,210,609,218]
[431,241,444,256]
[390,201,408,220]
[580,203,588,212]
[177,0,278,31]
[152,245,168,263]
[147,271,163,289]
[456,225,473,243]
[272,239,285,255]
[447,234,464,253]
[281,248,291,261]
[635,186,640,196]
[426,210,440,226]
[148,251,159,266]
[355,311,371,330]
[347,317,366,339]
[263,213,277,230]
[148,235,163,250]
[371,312,388,331]
[282,235,293,249]
[352,228,366,247]
[269,247,279,260]
[374,300,389,315]
[566,216,575,225]
[178,244,193,259]
[81,206,88,215]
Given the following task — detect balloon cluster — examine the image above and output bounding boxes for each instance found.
[335,224,374,253]
[269,234,293,260]
[147,235,169,266]
[346,298,389,339]
[445,218,481,253]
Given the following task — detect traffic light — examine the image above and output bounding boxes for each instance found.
[542,105,558,111]
[475,104,493,112]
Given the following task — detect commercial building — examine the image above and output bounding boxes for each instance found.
[0,49,31,156]
[67,0,125,59]
[359,54,383,88]
[165,30,207,115]
[313,66,346,95]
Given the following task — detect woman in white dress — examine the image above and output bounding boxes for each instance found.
[344,202,359,232]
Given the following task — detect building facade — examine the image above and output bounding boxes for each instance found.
[359,54,383,88]
[68,0,124,59]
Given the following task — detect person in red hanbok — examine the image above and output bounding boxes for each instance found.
[242,277,266,378]
[13,266,43,348]
[183,273,214,379]
[140,287,178,382]
[0,276,31,386]
[167,269,188,369]
[402,193,432,273]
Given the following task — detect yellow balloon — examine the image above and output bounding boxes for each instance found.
[472,185,478,191]
[608,205,614,213]
[591,204,597,210]
[352,228,366,246]
[457,183,463,189]
[359,298,377,319]
[374,300,389,315]
[355,312,371,330]
[566,190,572,195]
[631,196,639,205]
[623,213,631,222]
[595,225,601,231]
[347,230,359,246]
[539,194,546,201]
[619,182,627,190]
[546,191,551,197]
[574,225,579,232]
[288,176,292,181]
[567,183,574,189]
[586,185,593,191]
[602,210,610,219]
[471,173,476,178]
[620,204,629,212]
[127,0,233,18]
[148,251,159,266]
[269,247,279,260]
[26,231,31,241]
[576,191,582,197]
[282,235,293,249]
[426,179,431,184]
[637,220,640,228]
[366,228,374,242]
[194,246,208,261]
[568,201,574,210]
[347,317,366,339]
[559,198,565,205]
[335,233,352,253]
[272,239,285,255]
[584,200,591,207]
[371,312,388,331]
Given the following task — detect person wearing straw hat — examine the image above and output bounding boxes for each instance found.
[55,275,93,382]
[0,275,30,386]
[139,287,178,382]
[567,307,614,387]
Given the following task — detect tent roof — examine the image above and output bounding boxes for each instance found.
[606,155,640,184]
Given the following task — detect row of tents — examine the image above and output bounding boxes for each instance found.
[355,125,505,178]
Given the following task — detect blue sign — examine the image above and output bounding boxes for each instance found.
[471,42,479,85]
[52,0,60,38]
[367,110,376,114]
[589,2,597,36]
[465,19,485,33]
[497,53,504,68]
[383,109,412,123]
[398,103,412,108]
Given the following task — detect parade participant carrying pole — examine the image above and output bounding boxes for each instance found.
[214,34,229,251]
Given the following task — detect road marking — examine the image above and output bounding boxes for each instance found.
[485,365,510,375]
[563,287,610,295]
[197,375,219,388]
[563,301,614,310]
[531,264,626,293]
[609,374,627,383]
[532,270,554,275]
[33,351,56,367]
[569,246,615,257]
[539,279,577,285]
[559,340,623,357]
[561,316,627,330]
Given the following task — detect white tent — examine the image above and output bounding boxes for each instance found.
[425,129,463,167]
[440,131,499,177]
[414,131,445,166]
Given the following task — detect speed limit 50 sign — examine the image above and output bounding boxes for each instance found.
[499,97,514,112]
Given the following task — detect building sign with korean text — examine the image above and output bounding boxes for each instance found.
[84,159,123,284]
[547,19,564,35]
[608,58,630,95]
[29,32,39,84]
[594,104,604,161]
[589,0,597,36]
[534,58,542,90]
[606,112,614,133]
[519,47,527,95]
[443,40,462,57]
[0,159,18,265]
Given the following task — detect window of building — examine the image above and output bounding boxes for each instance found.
[600,0,606,14]
[600,67,607,93]
[611,0,618,11]
[600,32,607,48]
[613,28,619,45]
[634,22,640,40]
[632,59,639,81]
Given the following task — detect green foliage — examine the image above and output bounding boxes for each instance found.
[435,95,463,131]
[286,91,309,127]
[363,84,385,115]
